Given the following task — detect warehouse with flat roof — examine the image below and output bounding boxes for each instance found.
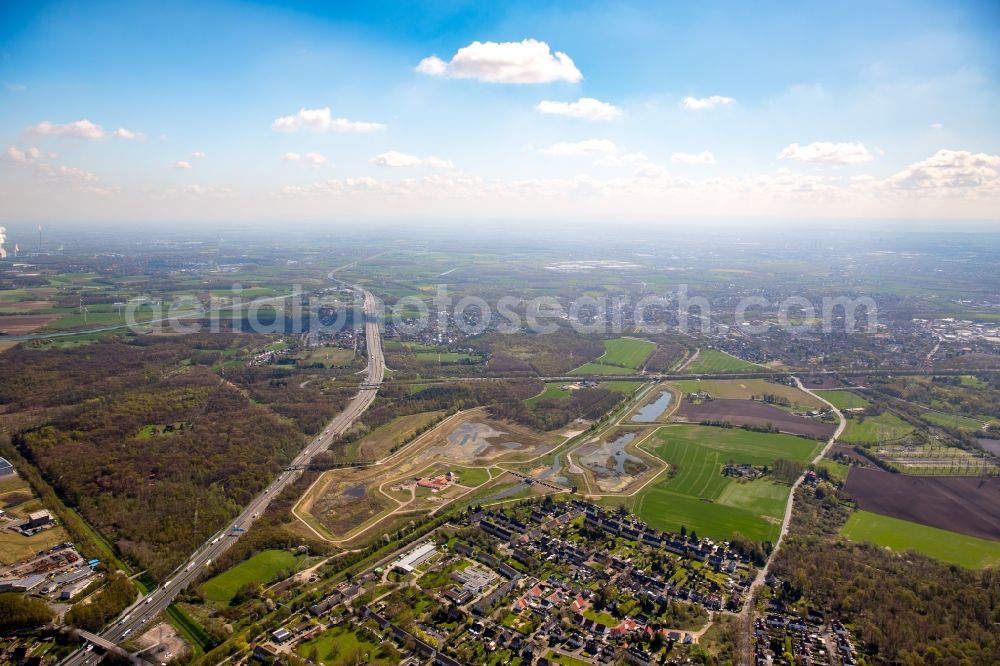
[392,543,436,574]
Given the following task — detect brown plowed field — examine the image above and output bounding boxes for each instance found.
[673,399,835,439]
[845,467,1000,541]
[799,375,846,389]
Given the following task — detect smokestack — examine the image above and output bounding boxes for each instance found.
[0,226,7,260]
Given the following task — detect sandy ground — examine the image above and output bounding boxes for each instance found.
[136,622,190,664]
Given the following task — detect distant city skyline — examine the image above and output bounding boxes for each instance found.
[1,0,999,224]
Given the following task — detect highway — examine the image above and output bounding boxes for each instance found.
[64,285,383,666]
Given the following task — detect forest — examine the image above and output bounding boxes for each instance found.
[1,332,354,579]
[772,487,1000,664]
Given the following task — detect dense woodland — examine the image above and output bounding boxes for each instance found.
[63,573,136,632]
[472,329,606,376]
[0,593,55,630]
[1,332,358,579]
[772,488,1000,665]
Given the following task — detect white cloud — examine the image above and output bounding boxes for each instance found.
[371,150,453,169]
[185,184,232,196]
[416,39,582,84]
[7,146,43,163]
[271,107,385,133]
[4,82,26,92]
[175,160,192,170]
[884,149,1000,190]
[671,150,716,165]
[535,98,621,121]
[283,151,329,167]
[680,95,735,110]
[27,119,143,140]
[929,123,943,130]
[540,139,617,157]
[55,165,98,182]
[191,151,207,159]
[778,141,873,164]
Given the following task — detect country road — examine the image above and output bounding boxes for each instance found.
[62,284,384,666]
[735,376,847,665]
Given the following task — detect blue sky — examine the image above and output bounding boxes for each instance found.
[1,0,998,223]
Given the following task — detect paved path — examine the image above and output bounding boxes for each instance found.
[735,377,846,664]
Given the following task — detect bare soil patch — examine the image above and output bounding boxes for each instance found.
[800,375,847,389]
[845,467,1000,541]
[136,622,191,663]
[674,399,835,439]
[0,314,58,334]
[311,479,393,537]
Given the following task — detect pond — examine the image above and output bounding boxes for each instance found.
[631,390,673,422]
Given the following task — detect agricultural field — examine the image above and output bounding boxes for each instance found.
[669,379,825,409]
[919,410,984,431]
[871,442,998,475]
[296,345,355,368]
[569,337,655,375]
[631,425,821,542]
[569,362,635,376]
[840,411,914,444]
[682,349,764,374]
[844,468,1000,541]
[202,549,304,604]
[596,337,657,369]
[818,390,870,410]
[673,398,835,439]
[842,510,1000,569]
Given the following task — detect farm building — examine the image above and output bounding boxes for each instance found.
[0,457,13,477]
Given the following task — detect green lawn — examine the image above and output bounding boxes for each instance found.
[819,390,870,410]
[816,459,851,484]
[598,337,656,369]
[202,549,302,604]
[451,465,492,487]
[841,412,914,444]
[568,337,655,375]
[633,425,821,542]
[919,411,984,431]
[525,383,571,406]
[683,349,764,374]
[546,652,593,666]
[841,510,1000,569]
[569,362,633,376]
[296,624,398,665]
[603,380,644,394]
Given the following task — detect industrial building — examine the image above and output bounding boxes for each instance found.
[392,543,437,574]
